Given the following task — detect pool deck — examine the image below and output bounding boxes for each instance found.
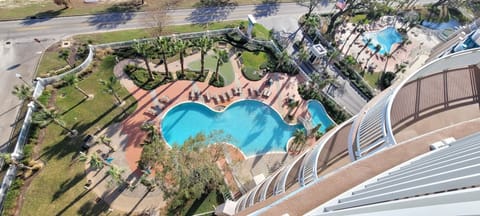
[89,51,314,212]
[335,17,440,74]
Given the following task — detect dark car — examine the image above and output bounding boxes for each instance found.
[81,135,96,151]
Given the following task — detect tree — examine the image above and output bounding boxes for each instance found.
[79,152,105,170]
[155,37,173,79]
[53,0,70,8]
[147,6,169,37]
[382,53,393,74]
[322,49,341,73]
[326,0,372,37]
[276,50,290,71]
[296,0,322,19]
[58,50,73,68]
[62,74,91,98]
[193,36,213,77]
[154,131,230,212]
[291,129,306,152]
[356,38,372,62]
[99,76,122,105]
[173,39,190,77]
[213,48,229,82]
[33,109,76,135]
[300,14,320,43]
[298,47,310,63]
[12,84,47,111]
[365,44,381,68]
[345,28,366,56]
[132,41,155,80]
[107,165,125,186]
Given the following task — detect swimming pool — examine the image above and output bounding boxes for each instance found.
[307,100,334,132]
[363,27,403,55]
[161,100,303,156]
[421,19,460,30]
[161,99,334,157]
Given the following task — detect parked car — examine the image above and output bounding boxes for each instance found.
[81,135,97,151]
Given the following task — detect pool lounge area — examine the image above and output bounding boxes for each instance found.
[363,27,403,55]
[161,100,334,157]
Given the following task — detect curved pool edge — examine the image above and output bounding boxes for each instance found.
[159,99,303,156]
[306,99,337,125]
[363,26,403,55]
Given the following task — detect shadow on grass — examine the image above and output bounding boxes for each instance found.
[254,0,279,18]
[183,190,223,216]
[187,0,238,25]
[87,2,140,30]
[76,199,111,216]
[21,9,66,25]
[55,174,109,216]
[52,172,86,201]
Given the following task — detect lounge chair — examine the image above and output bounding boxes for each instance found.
[205,92,211,101]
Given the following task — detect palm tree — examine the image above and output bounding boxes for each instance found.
[107,165,125,186]
[340,18,366,53]
[322,49,340,73]
[301,15,320,43]
[213,48,228,82]
[298,47,310,64]
[12,84,47,111]
[276,50,290,71]
[58,50,73,68]
[0,153,35,170]
[33,109,76,135]
[173,39,190,77]
[79,152,105,170]
[383,53,393,73]
[194,36,213,77]
[133,41,155,80]
[99,76,122,105]
[291,129,306,152]
[365,44,381,69]
[155,37,172,79]
[63,74,91,98]
[356,38,372,62]
[345,28,366,57]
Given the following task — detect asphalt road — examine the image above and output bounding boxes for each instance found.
[0,0,439,150]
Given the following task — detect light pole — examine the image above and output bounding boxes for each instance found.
[15,73,30,87]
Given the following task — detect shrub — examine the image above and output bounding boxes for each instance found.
[209,75,225,87]
[123,65,172,90]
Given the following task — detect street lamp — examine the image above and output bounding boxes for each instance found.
[15,73,30,87]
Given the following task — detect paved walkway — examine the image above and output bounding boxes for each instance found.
[86,50,312,213]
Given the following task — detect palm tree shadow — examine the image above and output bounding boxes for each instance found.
[87,2,139,30]
[61,98,87,116]
[21,8,66,25]
[187,1,238,25]
[254,0,279,18]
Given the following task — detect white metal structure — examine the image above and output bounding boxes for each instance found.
[307,132,480,215]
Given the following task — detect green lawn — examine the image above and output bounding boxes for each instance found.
[350,14,367,23]
[363,72,381,89]
[241,51,269,81]
[74,20,243,45]
[20,55,136,216]
[252,23,271,40]
[181,191,224,216]
[37,51,70,77]
[188,55,235,85]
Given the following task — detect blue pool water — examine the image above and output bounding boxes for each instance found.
[161,100,302,156]
[363,27,403,55]
[161,100,333,156]
[422,19,460,30]
[307,100,334,131]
